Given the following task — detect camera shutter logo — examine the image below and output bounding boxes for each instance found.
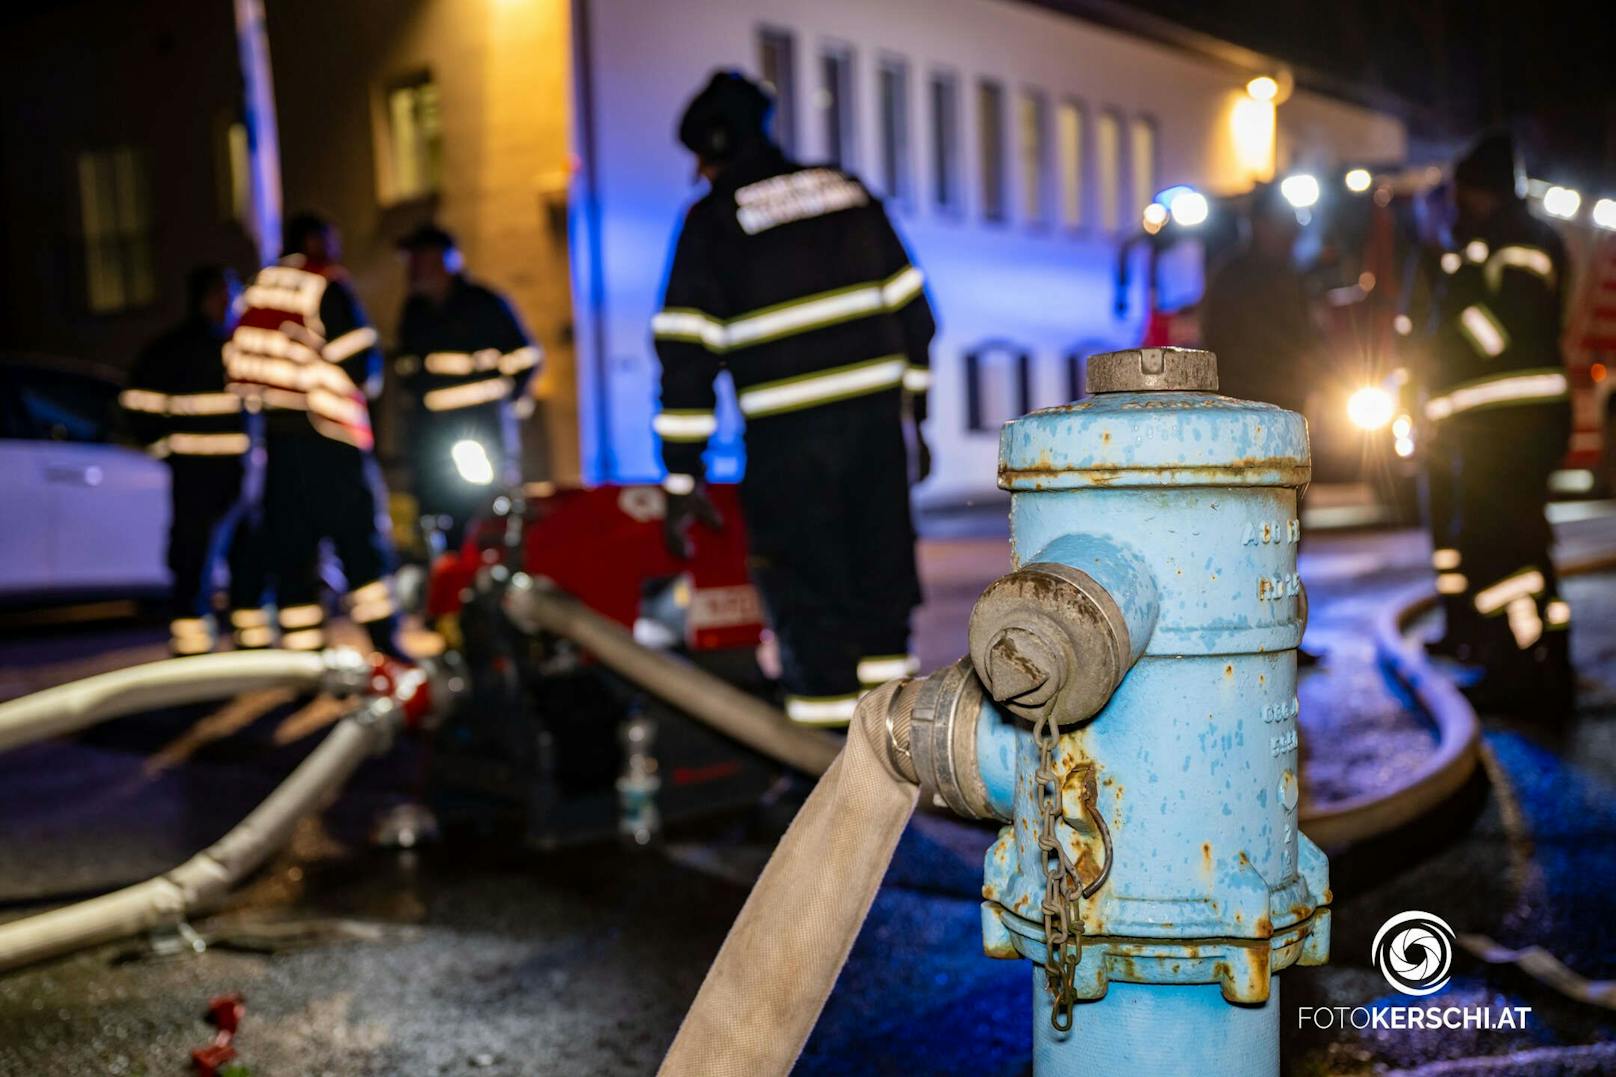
[1372,910,1456,996]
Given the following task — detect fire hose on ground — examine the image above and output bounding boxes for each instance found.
[0,649,450,974]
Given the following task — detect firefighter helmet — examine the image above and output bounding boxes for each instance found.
[678,71,773,164]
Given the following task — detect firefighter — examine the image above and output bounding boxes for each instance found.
[1424,132,1573,713]
[224,212,405,657]
[654,71,935,728]
[121,266,270,655]
[394,224,541,549]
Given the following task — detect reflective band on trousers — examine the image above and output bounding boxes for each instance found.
[1458,304,1508,358]
[1505,596,1542,649]
[1432,548,1461,571]
[738,355,907,418]
[653,410,718,441]
[348,579,396,624]
[652,265,924,353]
[231,608,271,629]
[236,626,275,648]
[857,655,918,684]
[1425,370,1568,422]
[785,694,861,725]
[1546,599,1571,627]
[170,618,212,648]
[1474,568,1545,615]
[424,376,512,411]
[281,627,326,651]
[1436,572,1468,595]
[154,433,251,457]
[279,603,325,629]
[663,473,696,495]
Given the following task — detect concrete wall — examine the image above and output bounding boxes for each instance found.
[266,0,578,479]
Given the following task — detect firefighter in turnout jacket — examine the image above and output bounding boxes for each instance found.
[655,72,935,727]
[122,266,270,655]
[225,213,404,657]
[395,224,541,548]
[1424,133,1573,713]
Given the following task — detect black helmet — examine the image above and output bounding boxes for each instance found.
[678,71,773,164]
[1454,131,1521,197]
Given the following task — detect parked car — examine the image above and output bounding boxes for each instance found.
[0,356,169,602]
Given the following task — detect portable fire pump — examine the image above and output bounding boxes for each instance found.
[419,482,783,846]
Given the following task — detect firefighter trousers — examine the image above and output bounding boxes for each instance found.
[1450,406,1572,699]
[166,457,270,654]
[264,432,401,655]
[739,394,921,726]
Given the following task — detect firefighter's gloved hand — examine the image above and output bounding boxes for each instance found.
[663,484,723,559]
[913,426,933,484]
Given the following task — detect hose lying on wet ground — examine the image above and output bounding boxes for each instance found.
[0,650,330,753]
[504,575,842,776]
[1315,549,1616,849]
[0,699,396,973]
[660,680,919,1077]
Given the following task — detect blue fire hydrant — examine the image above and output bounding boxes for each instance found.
[915,348,1330,1074]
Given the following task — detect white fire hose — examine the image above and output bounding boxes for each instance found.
[0,649,440,974]
[660,679,922,1076]
[0,650,338,753]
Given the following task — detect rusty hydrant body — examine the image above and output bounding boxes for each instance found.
[969,348,1330,1075]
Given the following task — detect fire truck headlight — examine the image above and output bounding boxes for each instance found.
[1347,386,1395,430]
[1281,174,1320,209]
[1345,168,1373,194]
[1594,198,1616,231]
[1170,190,1209,227]
[452,439,496,486]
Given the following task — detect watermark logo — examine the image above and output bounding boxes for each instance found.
[1372,910,1455,996]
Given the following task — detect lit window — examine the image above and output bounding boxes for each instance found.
[977,79,1007,223]
[1018,90,1049,226]
[876,58,912,206]
[819,47,856,169]
[385,75,443,201]
[1129,116,1157,219]
[929,72,961,214]
[965,342,1030,431]
[1095,109,1122,232]
[758,28,798,155]
[217,119,251,222]
[1056,100,1086,229]
[77,147,155,314]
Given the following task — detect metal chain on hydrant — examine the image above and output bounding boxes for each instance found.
[1033,710,1084,1031]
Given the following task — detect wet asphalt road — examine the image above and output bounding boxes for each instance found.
[1,512,1615,1075]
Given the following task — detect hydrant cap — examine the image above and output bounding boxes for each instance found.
[998,349,1310,490]
[1086,347,1217,394]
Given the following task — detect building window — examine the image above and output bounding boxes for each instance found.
[1018,89,1049,226]
[818,46,856,168]
[216,119,251,222]
[385,74,443,201]
[965,342,1031,431]
[758,28,798,156]
[1130,115,1158,218]
[977,79,1007,223]
[1095,108,1122,233]
[1056,100,1086,229]
[76,148,155,314]
[876,57,912,206]
[928,72,961,214]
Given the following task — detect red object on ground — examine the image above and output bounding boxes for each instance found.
[427,484,764,652]
[191,993,245,1075]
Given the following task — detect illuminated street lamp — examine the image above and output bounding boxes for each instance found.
[1344,168,1372,194]
[1246,75,1279,102]
[1543,185,1581,220]
[1280,173,1320,209]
